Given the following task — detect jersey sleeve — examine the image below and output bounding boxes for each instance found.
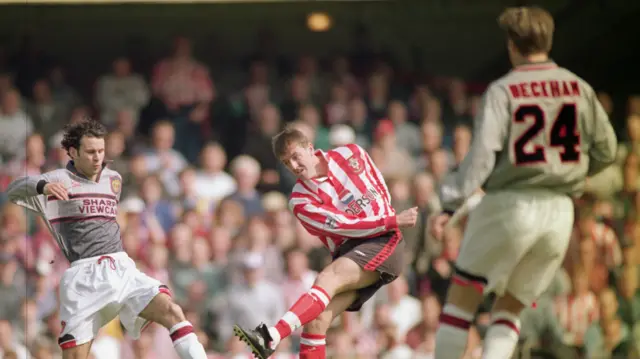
[439,83,510,212]
[5,170,64,201]
[289,188,397,239]
[587,91,618,177]
[6,170,65,214]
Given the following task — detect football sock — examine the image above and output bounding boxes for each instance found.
[434,304,474,359]
[267,285,331,349]
[481,311,521,359]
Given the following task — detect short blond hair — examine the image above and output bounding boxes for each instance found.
[498,6,554,56]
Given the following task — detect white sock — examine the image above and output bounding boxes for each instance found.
[170,321,208,359]
[267,327,281,350]
[481,311,521,359]
[435,304,474,359]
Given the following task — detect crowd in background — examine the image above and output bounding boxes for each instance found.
[0,34,640,359]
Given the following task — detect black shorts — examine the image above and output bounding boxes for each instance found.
[332,230,405,312]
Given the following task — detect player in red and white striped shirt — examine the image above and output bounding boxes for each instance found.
[233,126,418,359]
[553,267,599,347]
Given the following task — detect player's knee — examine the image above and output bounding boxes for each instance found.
[314,270,341,296]
[315,258,361,295]
[493,292,526,315]
[303,311,332,335]
[166,301,186,324]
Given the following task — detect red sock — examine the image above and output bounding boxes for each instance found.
[271,286,331,342]
[299,333,326,359]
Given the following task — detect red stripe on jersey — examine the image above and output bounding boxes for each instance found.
[337,145,381,216]
[290,145,397,254]
[360,145,393,214]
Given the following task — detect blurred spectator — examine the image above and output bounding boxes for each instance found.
[96,56,150,128]
[298,104,330,151]
[280,74,311,123]
[48,65,80,110]
[387,100,421,157]
[328,124,356,148]
[143,120,188,197]
[346,98,372,149]
[452,124,472,167]
[616,265,640,328]
[0,319,30,359]
[385,276,422,339]
[215,252,284,343]
[554,266,599,350]
[365,72,390,121]
[226,155,264,218]
[584,288,634,358]
[0,88,33,163]
[26,79,70,145]
[325,82,350,125]
[243,104,282,191]
[574,206,622,269]
[151,36,214,112]
[370,119,415,179]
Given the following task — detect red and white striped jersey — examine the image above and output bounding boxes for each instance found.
[554,292,599,344]
[589,222,622,268]
[289,144,397,254]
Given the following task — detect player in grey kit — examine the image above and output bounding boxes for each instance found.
[6,120,208,359]
[428,6,618,359]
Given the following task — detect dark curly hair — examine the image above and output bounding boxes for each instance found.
[61,119,108,156]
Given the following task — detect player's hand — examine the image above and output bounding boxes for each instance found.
[396,207,419,228]
[429,213,450,241]
[43,183,69,200]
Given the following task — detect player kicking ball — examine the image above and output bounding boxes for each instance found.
[6,120,208,359]
[233,126,418,358]
[428,6,618,359]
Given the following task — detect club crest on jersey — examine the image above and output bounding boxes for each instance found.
[110,177,122,195]
[347,156,364,174]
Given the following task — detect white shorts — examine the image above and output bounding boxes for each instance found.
[454,189,574,306]
[58,252,170,349]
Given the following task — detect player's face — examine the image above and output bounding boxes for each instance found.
[280,143,316,180]
[73,136,105,178]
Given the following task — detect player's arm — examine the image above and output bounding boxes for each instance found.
[290,191,397,239]
[438,84,510,213]
[587,91,618,177]
[6,172,57,200]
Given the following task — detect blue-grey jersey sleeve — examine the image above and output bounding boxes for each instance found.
[439,84,510,212]
[6,170,63,201]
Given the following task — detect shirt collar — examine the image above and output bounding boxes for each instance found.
[66,160,107,182]
[513,60,557,72]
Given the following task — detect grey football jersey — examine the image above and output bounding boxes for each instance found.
[440,62,618,212]
[6,161,124,263]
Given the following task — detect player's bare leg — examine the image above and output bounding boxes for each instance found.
[299,291,358,359]
[481,292,524,359]
[234,257,379,358]
[62,340,93,359]
[434,277,485,359]
[139,293,208,359]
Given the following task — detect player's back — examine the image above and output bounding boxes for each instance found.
[484,62,612,196]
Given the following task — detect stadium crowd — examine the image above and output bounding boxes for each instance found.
[0,35,639,359]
